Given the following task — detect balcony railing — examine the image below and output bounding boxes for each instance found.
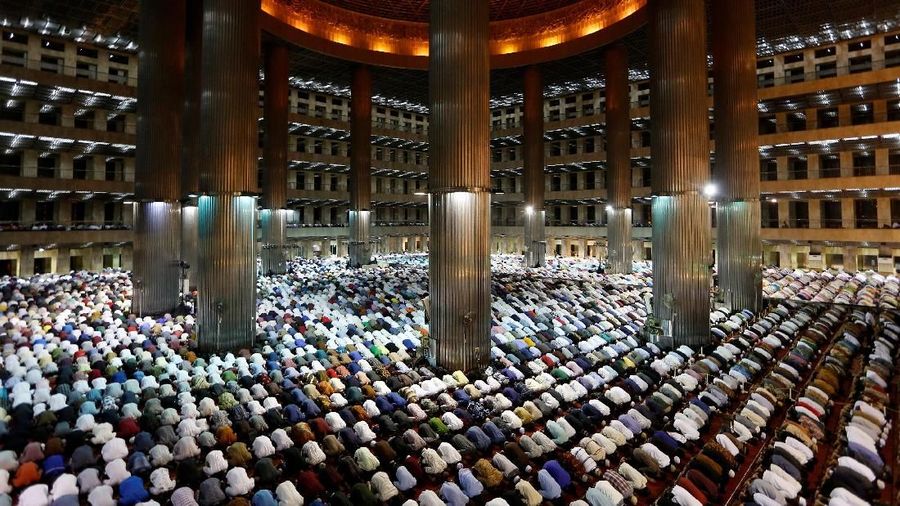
[0,55,136,86]
[0,221,131,232]
[764,165,898,181]
[0,164,133,182]
[756,58,898,88]
[759,111,900,134]
[0,111,137,133]
[761,218,898,229]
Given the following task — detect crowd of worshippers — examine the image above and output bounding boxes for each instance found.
[661,301,897,506]
[0,254,890,506]
[815,311,897,506]
[764,268,898,310]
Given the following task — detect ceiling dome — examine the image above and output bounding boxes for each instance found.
[261,0,647,69]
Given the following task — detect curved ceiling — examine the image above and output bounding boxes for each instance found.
[260,0,647,69]
[318,0,584,22]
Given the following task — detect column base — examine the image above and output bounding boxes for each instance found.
[133,201,182,315]
[607,207,633,274]
[651,192,712,347]
[197,194,257,352]
[260,209,288,275]
[523,209,546,268]
[716,200,762,312]
[429,191,491,372]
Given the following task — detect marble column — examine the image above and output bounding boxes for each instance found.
[712,0,762,312]
[261,43,289,275]
[523,65,546,267]
[428,0,491,371]
[349,65,373,267]
[605,44,633,274]
[649,0,711,347]
[133,0,184,315]
[197,0,259,352]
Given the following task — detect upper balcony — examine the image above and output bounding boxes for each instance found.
[0,57,135,97]
[0,221,132,246]
[761,226,899,245]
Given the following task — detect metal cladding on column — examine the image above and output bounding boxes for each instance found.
[712,0,762,312]
[262,43,289,274]
[523,65,546,268]
[605,44,633,274]
[349,65,373,267]
[180,0,202,288]
[181,205,198,286]
[197,0,260,351]
[197,196,257,352]
[182,0,203,197]
[649,0,711,348]
[133,203,182,315]
[260,209,287,275]
[134,0,185,315]
[428,0,491,372]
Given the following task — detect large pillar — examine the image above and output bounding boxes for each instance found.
[649,0,711,348]
[180,0,203,289]
[18,248,34,277]
[55,246,70,274]
[428,0,491,371]
[261,43,289,275]
[712,0,761,312]
[349,65,373,267]
[605,44,633,274]
[133,0,184,315]
[197,0,259,352]
[523,65,546,267]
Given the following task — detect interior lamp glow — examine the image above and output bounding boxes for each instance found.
[525,205,534,214]
[702,183,717,198]
[605,204,614,212]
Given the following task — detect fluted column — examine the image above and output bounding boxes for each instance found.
[649,0,711,347]
[349,65,373,267]
[261,43,289,275]
[180,0,203,288]
[523,65,546,267]
[605,44,632,274]
[712,0,761,312]
[197,0,259,352]
[428,0,491,371]
[134,0,185,315]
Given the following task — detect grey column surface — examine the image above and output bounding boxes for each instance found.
[134,0,185,315]
[649,0,711,348]
[712,0,761,312]
[605,44,633,274]
[261,43,289,275]
[56,247,71,274]
[18,248,34,277]
[428,0,491,372]
[349,65,373,267]
[181,0,202,287]
[522,65,545,267]
[197,0,260,352]
[260,209,287,274]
